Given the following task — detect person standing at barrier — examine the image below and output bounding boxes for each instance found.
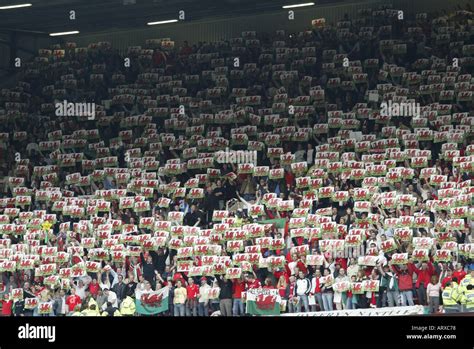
[441,281,460,314]
[378,263,400,307]
[310,269,324,311]
[173,279,187,317]
[295,271,311,312]
[321,269,334,311]
[408,261,434,306]
[392,264,414,306]
[426,275,441,314]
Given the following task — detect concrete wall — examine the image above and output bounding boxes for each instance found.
[72,0,387,53]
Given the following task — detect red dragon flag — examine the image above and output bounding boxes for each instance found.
[225,267,242,280]
[246,288,281,316]
[135,287,169,315]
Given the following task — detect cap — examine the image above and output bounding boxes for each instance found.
[201,277,207,281]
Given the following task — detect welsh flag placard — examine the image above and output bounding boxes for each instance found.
[135,287,169,315]
[246,288,281,316]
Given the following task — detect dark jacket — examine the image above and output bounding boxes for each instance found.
[112,282,127,301]
[151,249,169,275]
[217,276,233,300]
[140,253,157,281]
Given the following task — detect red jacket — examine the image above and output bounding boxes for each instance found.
[335,258,348,270]
[285,171,294,187]
[246,279,261,290]
[409,262,434,288]
[186,284,199,299]
[296,260,307,275]
[312,276,321,294]
[392,265,413,291]
[232,280,244,299]
[273,270,289,284]
[453,270,466,283]
[441,276,452,289]
[88,282,99,296]
[1,299,12,316]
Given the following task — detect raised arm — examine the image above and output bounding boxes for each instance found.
[109,267,119,288]
[236,191,251,209]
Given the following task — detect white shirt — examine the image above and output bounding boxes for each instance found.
[58,297,67,314]
[101,290,118,310]
[306,149,314,165]
[199,284,211,303]
[295,278,310,296]
[294,150,305,163]
[288,261,297,275]
[75,285,87,300]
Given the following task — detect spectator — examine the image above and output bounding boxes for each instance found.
[409,261,435,306]
[185,278,199,317]
[173,279,187,317]
[295,270,311,313]
[216,275,233,317]
[426,275,441,314]
[392,265,415,306]
[198,277,211,317]
[232,277,245,316]
[321,269,334,311]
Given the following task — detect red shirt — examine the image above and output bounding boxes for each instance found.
[173,273,184,282]
[441,276,452,289]
[296,260,307,275]
[288,282,296,299]
[1,300,12,316]
[89,282,99,296]
[336,258,348,270]
[180,46,192,56]
[66,295,82,312]
[232,280,244,299]
[186,284,199,299]
[409,263,434,288]
[285,171,294,187]
[453,270,466,283]
[312,276,321,293]
[246,279,261,290]
[274,270,289,284]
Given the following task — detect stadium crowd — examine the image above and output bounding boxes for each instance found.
[0,3,473,316]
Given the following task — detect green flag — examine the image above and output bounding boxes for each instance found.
[259,218,286,229]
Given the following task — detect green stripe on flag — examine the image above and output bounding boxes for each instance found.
[135,288,169,315]
[259,218,286,229]
[246,289,281,316]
